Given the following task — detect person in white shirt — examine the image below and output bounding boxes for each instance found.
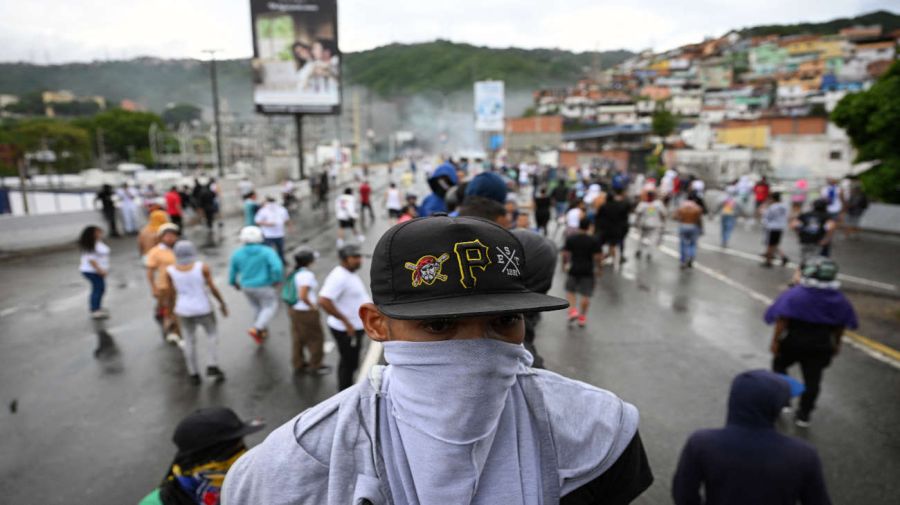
[286,246,331,376]
[690,178,705,198]
[254,196,291,263]
[116,183,139,234]
[165,240,229,385]
[318,244,371,390]
[762,192,790,268]
[384,182,403,223]
[334,188,361,247]
[565,200,586,237]
[78,225,111,319]
[633,191,667,260]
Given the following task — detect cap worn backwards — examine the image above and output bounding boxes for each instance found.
[370,215,568,320]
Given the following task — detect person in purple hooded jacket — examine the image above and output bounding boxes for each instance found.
[672,370,831,505]
[765,256,858,427]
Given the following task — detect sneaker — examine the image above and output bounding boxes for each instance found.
[91,310,109,320]
[309,365,332,376]
[687,259,694,269]
[577,315,587,327]
[795,410,811,428]
[207,366,226,382]
[567,308,580,321]
[356,234,366,242]
[189,374,201,385]
[165,332,181,345]
[248,328,264,345]
[781,255,790,267]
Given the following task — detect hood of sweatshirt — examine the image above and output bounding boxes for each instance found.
[726,370,790,429]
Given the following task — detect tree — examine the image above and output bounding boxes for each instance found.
[651,108,677,139]
[832,60,900,203]
[3,91,45,116]
[3,118,92,173]
[162,103,202,127]
[78,108,164,162]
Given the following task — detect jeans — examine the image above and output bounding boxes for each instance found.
[720,214,736,247]
[264,237,285,263]
[679,224,700,264]
[242,286,279,330]
[330,327,364,391]
[179,313,219,375]
[82,272,105,312]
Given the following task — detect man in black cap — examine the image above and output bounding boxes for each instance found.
[140,407,263,505]
[223,216,652,505]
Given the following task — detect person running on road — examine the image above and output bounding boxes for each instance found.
[254,196,291,264]
[78,225,110,320]
[672,369,831,504]
[792,199,836,264]
[139,407,264,505]
[284,246,330,376]
[533,186,552,236]
[634,190,667,260]
[384,182,403,223]
[334,188,362,247]
[242,192,259,226]
[594,188,631,267]
[765,257,857,427]
[564,200,586,237]
[139,210,170,264]
[359,179,375,226]
[715,186,740,248]
[94,184,120,237]
[165,186,184,230]
[674,194,704,269]
[222,215,653,505]
[317,244,370,391]
[229,226,284,345]
[562,217,603,328]
[762,192,790,268]
[165,240,228,385]
[146,223,181,343]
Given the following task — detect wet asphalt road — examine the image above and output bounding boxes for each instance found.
[1,178,898,505]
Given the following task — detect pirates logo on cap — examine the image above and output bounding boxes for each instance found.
[453,239,491,288]
[404,253,450,287]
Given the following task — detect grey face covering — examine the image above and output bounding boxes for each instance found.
[379,338,542,505]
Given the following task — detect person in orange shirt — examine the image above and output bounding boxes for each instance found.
[138,210,170,262]
[146,223,181,342]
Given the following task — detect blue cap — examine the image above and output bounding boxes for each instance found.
[778,373,806,397]
[464,172,508,204]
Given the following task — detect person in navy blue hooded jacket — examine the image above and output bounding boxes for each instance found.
[418,160,458,216]
[672,369,831,505]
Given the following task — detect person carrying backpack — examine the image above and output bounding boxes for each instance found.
[282,246,330,376]
[792,199,836,264]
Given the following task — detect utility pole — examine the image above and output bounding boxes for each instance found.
[203,49,225,177]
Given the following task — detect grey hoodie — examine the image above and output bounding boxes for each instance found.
[222,365,640,504]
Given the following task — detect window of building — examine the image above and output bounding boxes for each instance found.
[829,150,842,160]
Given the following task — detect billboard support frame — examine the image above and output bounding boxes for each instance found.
[295,114,304,180]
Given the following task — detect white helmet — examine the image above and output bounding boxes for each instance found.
[239,226,264,244]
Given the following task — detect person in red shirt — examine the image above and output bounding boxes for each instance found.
[359,180,374,226]
[165,186,184,230]
[754,177,770,221]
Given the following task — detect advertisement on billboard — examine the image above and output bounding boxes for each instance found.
[250,0,340,115]
[474,80,505,131]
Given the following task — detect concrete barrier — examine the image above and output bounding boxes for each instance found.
[859,203,900,235]
[0,209,109,253]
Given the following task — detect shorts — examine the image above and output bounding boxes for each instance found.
[388,208,401,218]
[766,229,783,247]
[565,274,595,297]
[597,230,627,247]
[339,218,355,229]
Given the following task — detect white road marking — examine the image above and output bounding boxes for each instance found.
[653,244,900,370]
[654,233,897,292]
[0,306,20,318]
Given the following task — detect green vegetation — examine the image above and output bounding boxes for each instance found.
[738,10,900,37]
[343,40,633,95]
[651,109,677,138]
[162,103,202,126]
[832,60,900,203]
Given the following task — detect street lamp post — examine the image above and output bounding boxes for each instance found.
[203,49,225,177]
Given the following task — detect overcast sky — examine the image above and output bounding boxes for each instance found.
[0,0,893,63]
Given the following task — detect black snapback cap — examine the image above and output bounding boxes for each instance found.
[370,215,568,319]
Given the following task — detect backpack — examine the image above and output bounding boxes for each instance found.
[281,271,299,305]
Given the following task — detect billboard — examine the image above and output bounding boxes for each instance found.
[250,0,340,115]
[474,80,504,131]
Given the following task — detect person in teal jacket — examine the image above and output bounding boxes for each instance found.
[228,226,283,344]
[138,407,264,505]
